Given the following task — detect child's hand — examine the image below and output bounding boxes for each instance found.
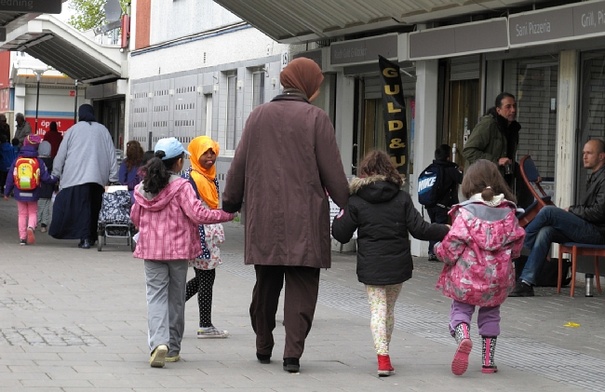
[3,195,8,201]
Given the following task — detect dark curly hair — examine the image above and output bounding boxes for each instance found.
[358,150,404,187]
[125,140,145,171]
[140,151,183,194]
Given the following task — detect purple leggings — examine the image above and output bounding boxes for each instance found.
[449,300,500,337]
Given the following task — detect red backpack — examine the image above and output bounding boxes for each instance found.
[13,157,40,191]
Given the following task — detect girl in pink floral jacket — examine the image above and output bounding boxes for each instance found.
[434,159,525,376]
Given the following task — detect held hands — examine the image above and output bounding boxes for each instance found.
[222,210,238,221]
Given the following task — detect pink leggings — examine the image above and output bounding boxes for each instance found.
[17,200,38,240]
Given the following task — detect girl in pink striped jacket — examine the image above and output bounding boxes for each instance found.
[131,137,235,368]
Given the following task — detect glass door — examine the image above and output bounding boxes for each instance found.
[449,79,479,168]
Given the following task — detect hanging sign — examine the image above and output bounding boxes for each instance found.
[378,55,407,174]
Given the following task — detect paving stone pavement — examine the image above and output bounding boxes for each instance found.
[1,198,604,391]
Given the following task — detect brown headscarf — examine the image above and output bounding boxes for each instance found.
[279,57,324,99]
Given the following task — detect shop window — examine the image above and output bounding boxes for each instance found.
[503,57,559,181]
[579,52,605,201]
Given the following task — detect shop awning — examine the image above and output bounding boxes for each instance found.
[0,15,124,85]
[213,0,551,43]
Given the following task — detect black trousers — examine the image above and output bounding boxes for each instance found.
[250,265,320,359]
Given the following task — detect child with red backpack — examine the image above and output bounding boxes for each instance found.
[3,134,57,245]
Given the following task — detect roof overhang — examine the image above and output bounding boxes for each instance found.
[0,14,125,85]
[213,0,560,43]
[0,0,67,32]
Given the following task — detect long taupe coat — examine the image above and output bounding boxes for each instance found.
[222,92,350,268]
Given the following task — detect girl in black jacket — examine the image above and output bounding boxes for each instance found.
[332,150,449,377]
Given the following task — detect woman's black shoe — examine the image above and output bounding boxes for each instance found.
[283,357,300,373]
[78,239,91,249]
[256,353,271,364]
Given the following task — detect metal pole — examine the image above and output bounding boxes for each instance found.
[35,71,41,133]
[74,79,79,123]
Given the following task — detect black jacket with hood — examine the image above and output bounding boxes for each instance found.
[332,175,449,285]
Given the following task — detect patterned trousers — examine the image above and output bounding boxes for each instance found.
[366,283,403,355]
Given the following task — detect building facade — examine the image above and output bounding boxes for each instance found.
[210,0,605,260]
[127,0,291,185]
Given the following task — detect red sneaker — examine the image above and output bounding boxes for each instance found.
[377,354,394,376]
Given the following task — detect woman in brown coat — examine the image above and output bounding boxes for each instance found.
[222,57,350,373]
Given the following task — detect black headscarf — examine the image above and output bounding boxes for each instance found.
[78,104,96,123]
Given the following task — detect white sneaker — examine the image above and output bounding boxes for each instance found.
[197,326,229,339]
[165,354,181,362]
[149,344,168,368]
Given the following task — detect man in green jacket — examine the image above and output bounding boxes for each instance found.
[462,92,532,207]
[463,92,520,175]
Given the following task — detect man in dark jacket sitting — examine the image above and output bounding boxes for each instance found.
[510,139,605,297]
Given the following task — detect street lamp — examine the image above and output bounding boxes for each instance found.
[34,69,44,133]
[73,79,78,123]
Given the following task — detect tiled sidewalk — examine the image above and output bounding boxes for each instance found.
[1,198,603,391]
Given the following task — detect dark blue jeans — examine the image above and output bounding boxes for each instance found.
[521,206,605,285]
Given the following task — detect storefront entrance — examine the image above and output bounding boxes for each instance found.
[441,56,481,168]
[94,98,125,149]
[447,79,479,167]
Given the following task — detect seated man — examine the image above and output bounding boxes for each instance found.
[510,138,605,297]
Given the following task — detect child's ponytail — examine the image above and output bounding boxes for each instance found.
[481,186,496,201]
[141,151,182,194]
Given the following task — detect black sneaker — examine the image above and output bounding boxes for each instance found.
[509,281,534,297]
[78,239,91,249]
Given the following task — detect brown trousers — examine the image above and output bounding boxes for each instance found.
[250,265,320,359]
